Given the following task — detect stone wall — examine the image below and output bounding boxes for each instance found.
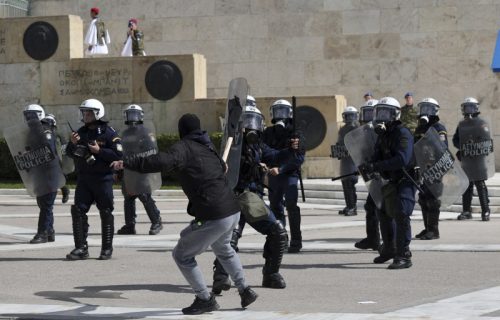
[7,0,500,172]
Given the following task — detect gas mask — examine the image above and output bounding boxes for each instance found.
[373,106,396,134]
[244,129,260,144]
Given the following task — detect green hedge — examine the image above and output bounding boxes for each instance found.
[0,132,224,183]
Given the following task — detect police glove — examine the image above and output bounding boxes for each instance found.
[358,162,377,181]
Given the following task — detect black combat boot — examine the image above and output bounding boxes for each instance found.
[355,238,379,250]
[117,224,136,235]
[61,186,70,204]
[477,181,490,222]
[182,294,219,315]
[458,184,473,220]
[149,219,163,235]
[373,242,395,264]
[421,208,440,240]
[98,211,114,260]
[388,251,412,269]
[341,180,357,216]
[416,197,428,238]
[212,259,231,294]
[66,205,89,260]
[262,222,287,289]
[30,231,48,244]
[287,207,302,253]
[240,286,258,308]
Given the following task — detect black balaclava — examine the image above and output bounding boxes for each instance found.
[178,113,201,138]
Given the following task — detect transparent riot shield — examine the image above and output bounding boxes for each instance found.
[220,78,248,190]
[344,123,384,209]
[121,122,162,195]
[4,120,66,197]
[334,124,359,176]
[458,117,495,181]
[414,127,469,208]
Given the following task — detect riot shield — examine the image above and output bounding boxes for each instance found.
[220,78,248,190]
[333,124,358,176]
[344,123,384,209]
[458,117,495,181]
[121,123,162,195]
[4,120,66,197]
[414,127,469,208]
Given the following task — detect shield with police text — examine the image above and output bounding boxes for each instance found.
[4,120,66,197]
[344,123,385,209]
[415,127,469,208]
[333,123,359,176]
[121,123,162,195]
[220,78,248,190]
[458,117,495,181]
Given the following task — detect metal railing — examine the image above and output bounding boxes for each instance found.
[0,0,29,17]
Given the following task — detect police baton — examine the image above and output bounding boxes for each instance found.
[292,96,306,202]
[331,171,359,181]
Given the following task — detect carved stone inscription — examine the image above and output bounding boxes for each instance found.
[57,68,131,97]
[41,60,134,105]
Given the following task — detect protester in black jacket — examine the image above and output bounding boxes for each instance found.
[112,114,257,315]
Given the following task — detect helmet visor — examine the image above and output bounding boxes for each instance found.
[462,103,479,115]
[24,110,41,121]
[360,107,374,122]
[125,109,143,123]
[374,106,395,122]
[343,112,358,123]
[418,103,437,116]
[242,112,264,131]
[271,105,292,120]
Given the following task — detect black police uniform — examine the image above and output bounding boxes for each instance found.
[65,120,122,260]
[370,121,416,269]
[29,120,59,244]
[336,120,359,216]
[213,137,301,291]
[414,120,447,240]
[262,123,305,252]
[452,116,491,221]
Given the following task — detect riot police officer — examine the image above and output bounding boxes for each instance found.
[354,99,381,250]
[24,105,59,244]
[213,103,301,292]
[360,97,417,269]
[262,99,305,253]
[116,104,163,235]
[41,114,71,204]
[413,98,447,240]
[453,97,493,222]
[65,99,122,260]
[336,106,360,216]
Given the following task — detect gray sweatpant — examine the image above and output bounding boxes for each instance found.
[172,212,246,300]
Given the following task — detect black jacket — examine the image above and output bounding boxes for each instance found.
[125,130,240,221]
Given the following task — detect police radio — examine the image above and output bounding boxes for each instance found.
[67,122,96,165]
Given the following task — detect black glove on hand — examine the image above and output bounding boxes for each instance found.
[455,150,462,161]
[358,162,376,181]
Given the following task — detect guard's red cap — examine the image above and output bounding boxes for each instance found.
[90,7,99,14]
[129,18,138,25]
